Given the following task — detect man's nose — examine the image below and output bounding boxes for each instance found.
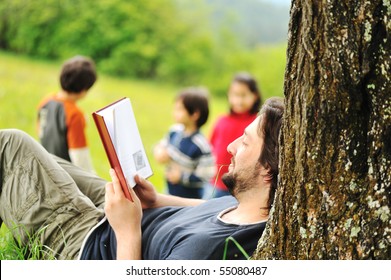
[227,136,241,155]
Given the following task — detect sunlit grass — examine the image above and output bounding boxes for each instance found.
[0,51,229,187]
[0,224,56,260]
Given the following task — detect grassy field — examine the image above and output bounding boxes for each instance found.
[0,47,285,259]
[0,51,225,187]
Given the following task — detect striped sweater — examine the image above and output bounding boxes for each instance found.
[164,124,216,188]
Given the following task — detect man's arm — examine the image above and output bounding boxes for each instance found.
[106,171,204,260]
[105,169,142,259]
[134,175,205,209]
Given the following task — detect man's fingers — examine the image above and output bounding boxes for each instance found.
[134,174,152,188]
[109,169,128,199]
[105,182,114,202]
[129,185,141,204]
[109,168,119,183]
[134,174,143,185]
[105,182,114,192]
[109,168,123,194]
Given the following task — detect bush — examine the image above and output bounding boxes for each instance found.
[0,0,286,96]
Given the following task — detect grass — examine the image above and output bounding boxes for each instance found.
[0,51,229,186]
[0,47,285,259]
[0,224,56,260]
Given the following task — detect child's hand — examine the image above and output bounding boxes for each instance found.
[165,164,182,184]
[153,142,170,164]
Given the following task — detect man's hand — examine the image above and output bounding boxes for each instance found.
[105,169,142,259]
[134,174,158,209]
[134,173,205,209]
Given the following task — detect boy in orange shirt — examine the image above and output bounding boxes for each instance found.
[37,55,97,172]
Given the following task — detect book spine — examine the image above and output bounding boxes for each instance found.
[92,113,133,201]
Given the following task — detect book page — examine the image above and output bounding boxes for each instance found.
[112,99,153,187]
[97,108,116,149]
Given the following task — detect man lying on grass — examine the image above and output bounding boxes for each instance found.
[0,97,283,260]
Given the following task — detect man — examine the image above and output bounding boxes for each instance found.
[0,97,284,260]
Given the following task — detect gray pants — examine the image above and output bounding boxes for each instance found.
[0,129,106,259]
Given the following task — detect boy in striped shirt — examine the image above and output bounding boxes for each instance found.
[154,87,216,199]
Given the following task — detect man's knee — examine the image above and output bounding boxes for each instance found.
[0,129,31,145]
[0,129,41,169]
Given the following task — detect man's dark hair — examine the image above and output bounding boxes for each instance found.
[176,87,210,128]
[60,56,97,93]
[257,97,284,208]
[231,72,262,114]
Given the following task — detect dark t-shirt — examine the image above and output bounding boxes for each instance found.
[80,196,266,260]
[38,99,70,161]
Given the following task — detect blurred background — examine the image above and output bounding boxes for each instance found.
[0,0,290,189]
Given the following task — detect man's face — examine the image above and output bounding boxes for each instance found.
[222,115,264,196]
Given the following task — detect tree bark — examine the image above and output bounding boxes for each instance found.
[253,0,390,259]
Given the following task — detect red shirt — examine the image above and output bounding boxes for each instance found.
[209,112,257,190]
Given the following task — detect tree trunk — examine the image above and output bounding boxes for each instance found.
[253,0,390,259]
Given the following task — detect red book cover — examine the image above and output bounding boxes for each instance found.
[93,97,153,202]
[92,99,133,201]
[92,97,153,202]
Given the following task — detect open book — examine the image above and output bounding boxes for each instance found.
[92,97,153,201]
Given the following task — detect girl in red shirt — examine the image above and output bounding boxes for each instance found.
[208,72,262,198]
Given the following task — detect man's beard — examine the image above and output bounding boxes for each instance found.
[222,163,260,197]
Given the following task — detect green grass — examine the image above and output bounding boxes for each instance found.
[0,47,285,259]
[0,51,227,186]
[0,224,56,260]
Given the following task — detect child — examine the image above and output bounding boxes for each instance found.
[37,55,97,173]
[208,72,262,198]
[153,87,216,199]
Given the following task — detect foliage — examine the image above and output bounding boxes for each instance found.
[0,0,287,96]
[0,0,210,88]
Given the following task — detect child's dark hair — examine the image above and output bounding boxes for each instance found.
[60,55,97,93]
[231,72,262,114]
[176,87,210,128]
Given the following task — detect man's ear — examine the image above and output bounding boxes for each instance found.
[263,173,273,183]
[260,167,273,183]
